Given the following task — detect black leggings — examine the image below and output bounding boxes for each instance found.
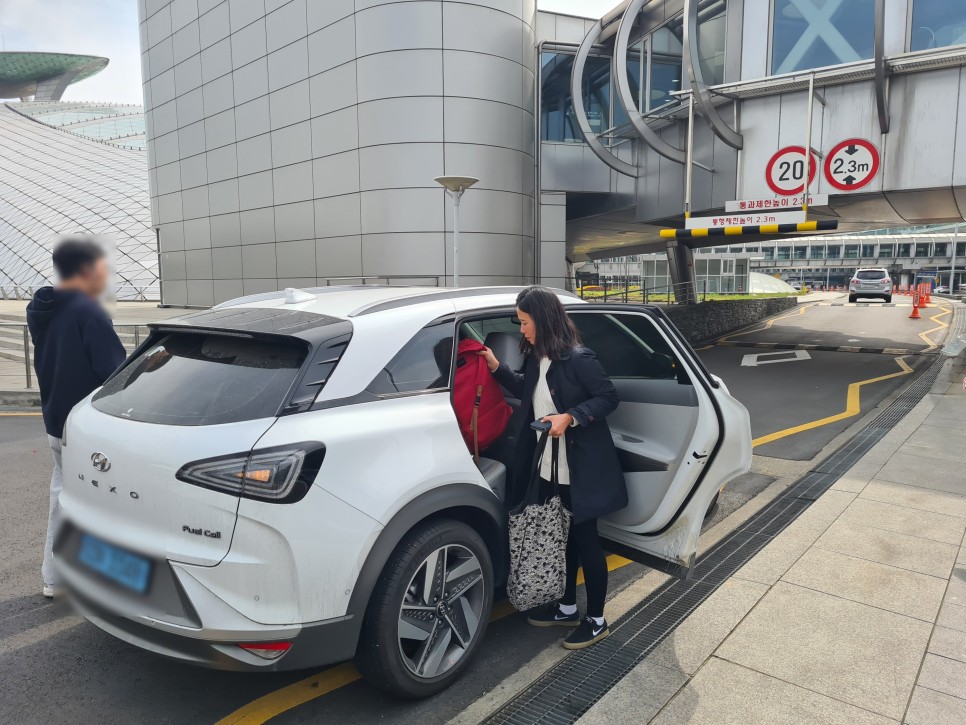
[549,484,608,618]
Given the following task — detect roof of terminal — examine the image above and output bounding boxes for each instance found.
[0,52,108,98]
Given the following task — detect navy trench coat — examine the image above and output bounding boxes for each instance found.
[493,346,628,524]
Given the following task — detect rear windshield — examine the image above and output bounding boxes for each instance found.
[92,332,307,425]
[856,271,887,280]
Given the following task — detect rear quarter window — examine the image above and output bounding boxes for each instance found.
[92,333,307,425]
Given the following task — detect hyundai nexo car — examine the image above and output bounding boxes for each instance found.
[55,286,751,698]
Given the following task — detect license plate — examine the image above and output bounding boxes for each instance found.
[78,534,152,594]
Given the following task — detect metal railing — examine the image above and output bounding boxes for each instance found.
[320,275,443,287]
[0,321,149,390]
[578,280,709,304]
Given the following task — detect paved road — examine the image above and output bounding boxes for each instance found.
[0,296,949,724]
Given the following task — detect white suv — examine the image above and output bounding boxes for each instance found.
[849,268,893,303]
[54,287,751,698]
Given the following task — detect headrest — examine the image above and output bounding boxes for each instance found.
[484,332,524,372]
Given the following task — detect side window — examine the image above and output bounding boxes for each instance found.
[367,321,455,395]
[571,312,690,383]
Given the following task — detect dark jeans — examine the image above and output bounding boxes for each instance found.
[542,481,608,618]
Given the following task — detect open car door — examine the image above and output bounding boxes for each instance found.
[566,305,751,579]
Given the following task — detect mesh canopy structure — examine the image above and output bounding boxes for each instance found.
[0,102,158,300]
[15,101,146,150]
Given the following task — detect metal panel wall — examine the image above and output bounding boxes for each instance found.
[140,0,537,306]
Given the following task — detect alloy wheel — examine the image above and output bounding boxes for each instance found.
[397,544,486,679]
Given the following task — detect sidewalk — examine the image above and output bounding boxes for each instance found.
[581,352,966,724]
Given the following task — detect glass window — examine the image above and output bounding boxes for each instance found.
[368,321,454,394]
[844,245,859,258]
[92,333,307,426]
[761,245,775,260]
[614,40,644,128]
[722,258,736,274]
[934,242,948,256]
[777,246,791,260]
[812,245,826,259]
[541,52,622,142]
[794,246,807,259]
[898,243,912,257]
[956,242,966,257]
[915,242,930,257]
[856,270,888,280]
[696,1,728,85]
[570,313,687,382]
[911,0,966,51]
[878,244,894,257]
[650,23,684,110]
[861,244,876,258]
[772,0,875,74]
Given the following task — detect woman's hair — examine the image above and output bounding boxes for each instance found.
[516,286,581,360]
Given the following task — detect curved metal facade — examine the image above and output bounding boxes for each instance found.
[139,0,537,307]
[0,103,158,300]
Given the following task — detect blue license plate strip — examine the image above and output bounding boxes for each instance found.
[78,534,152,593]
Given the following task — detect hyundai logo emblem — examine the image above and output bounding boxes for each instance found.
[91,452,111,472]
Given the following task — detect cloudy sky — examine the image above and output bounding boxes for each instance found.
[0,0,616,105]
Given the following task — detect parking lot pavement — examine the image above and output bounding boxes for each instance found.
[717,295,952,353]
[700,347,924,460]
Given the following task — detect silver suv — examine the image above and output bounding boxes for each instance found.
[849,268,893,303]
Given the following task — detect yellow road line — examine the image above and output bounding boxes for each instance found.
[0,412,41,416]
[214,554,634,725]
[918,304,951,352]
[752,357,913,448]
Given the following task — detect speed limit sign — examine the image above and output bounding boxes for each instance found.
[766,146,818,196]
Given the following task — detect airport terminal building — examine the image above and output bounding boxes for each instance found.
[134,0,966,306]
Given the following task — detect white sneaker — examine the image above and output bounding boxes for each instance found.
[42,584,62,598]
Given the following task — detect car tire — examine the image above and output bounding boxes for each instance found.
[848,295,857,303]
[356,518,494,699]
[885,295,892,303]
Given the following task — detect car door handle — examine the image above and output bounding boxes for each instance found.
[692,452,709,460]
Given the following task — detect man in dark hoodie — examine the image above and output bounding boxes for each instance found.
[26,238,126,597]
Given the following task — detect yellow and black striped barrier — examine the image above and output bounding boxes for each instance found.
[660,219,839,239]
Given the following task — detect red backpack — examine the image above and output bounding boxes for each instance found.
[453,339,513,459]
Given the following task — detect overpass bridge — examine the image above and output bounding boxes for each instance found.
[539,0,966,292]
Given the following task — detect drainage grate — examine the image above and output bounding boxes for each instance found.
[484,352,951,725]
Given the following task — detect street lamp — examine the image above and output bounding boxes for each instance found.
[435,176,478,287]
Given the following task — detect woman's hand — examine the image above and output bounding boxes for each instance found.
[477,346,500,372]
[542,413,574,438]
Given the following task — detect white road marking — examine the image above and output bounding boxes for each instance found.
[741,350,812,367]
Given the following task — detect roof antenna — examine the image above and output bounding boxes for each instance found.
[284,287,315,304]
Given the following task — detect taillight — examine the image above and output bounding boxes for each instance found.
[176,443,325,503]
[238,641,292,660]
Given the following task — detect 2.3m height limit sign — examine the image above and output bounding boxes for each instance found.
[824,138,880,191]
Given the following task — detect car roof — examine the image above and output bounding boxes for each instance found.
[209,285,582,320]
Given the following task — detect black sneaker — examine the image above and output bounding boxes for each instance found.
[563,616,609,649]
[527,603,580,628]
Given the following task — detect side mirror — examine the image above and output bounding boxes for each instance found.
[652,352,676,378]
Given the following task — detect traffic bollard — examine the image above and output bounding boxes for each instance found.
[910,289,922,319]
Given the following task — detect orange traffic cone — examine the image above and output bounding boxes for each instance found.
[910,290,922,319]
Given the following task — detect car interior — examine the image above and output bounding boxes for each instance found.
[458,311,704,531]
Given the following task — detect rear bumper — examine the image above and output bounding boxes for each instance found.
[69,586,359,671]
[54,522,360,671]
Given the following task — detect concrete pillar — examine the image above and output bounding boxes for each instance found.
[666,240,698,304]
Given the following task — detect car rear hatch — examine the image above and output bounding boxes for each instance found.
[60,307,351,567]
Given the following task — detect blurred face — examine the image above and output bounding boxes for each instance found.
[80,258,109,298]
[517,308,536,346]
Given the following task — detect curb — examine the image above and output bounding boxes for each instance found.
[0,390,41,407]
[715,340,932,355]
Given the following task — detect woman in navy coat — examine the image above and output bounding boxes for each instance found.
[479,286,627,649]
